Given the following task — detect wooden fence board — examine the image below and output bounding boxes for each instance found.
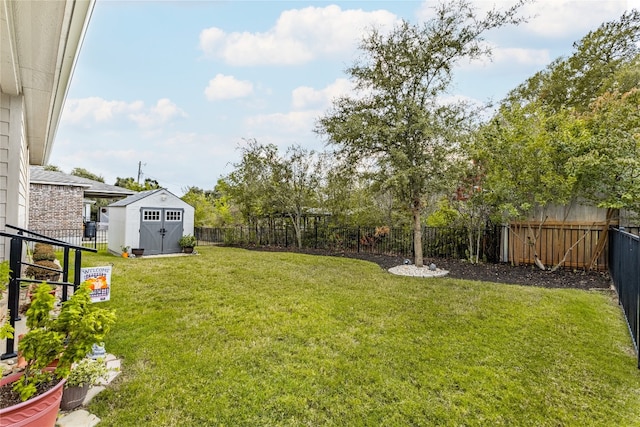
[508,221,609,270]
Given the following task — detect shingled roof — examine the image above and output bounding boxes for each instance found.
[30,166,136,198]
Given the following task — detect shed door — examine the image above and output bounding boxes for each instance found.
[139,208,184,255]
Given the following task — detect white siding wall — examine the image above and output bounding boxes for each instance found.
[124,205,142,250]
[0,93,29,260]
[107,207,127,255]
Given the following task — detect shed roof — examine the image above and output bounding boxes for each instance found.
[30,166,136,198]
[108,188,183,207]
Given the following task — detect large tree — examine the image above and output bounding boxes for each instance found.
[223,140,324,248]
[505,9,640,114]
[315,0,527,266]
[222,140,278,227]
[270,145,324,248]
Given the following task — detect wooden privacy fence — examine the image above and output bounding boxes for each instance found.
[507,221,608,271]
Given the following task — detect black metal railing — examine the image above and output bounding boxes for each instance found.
[609,227,640,368]
[1,225,97,359]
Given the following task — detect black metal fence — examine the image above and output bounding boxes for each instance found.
[1,225,97,359]
[30,228,108,252]
[609,227,640,368]
[196,225,502,262]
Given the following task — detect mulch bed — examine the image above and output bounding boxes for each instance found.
[239,245,613,290]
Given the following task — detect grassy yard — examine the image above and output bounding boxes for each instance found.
[81,246,640,426]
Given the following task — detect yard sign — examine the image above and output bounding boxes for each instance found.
[80,266,112,303]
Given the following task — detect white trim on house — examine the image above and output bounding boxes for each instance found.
[0,0,95,259]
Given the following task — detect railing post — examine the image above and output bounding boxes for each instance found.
[2,237,22,359]
[62,247,70,302]
[74,250,82,292]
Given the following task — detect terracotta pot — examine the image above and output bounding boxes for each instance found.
[121,252,129,258]
[60,384,89,410]
[0,372,66,427]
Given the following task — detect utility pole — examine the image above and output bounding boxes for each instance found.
[137,161,143,184]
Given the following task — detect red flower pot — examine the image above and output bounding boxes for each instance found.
[0,371,66,427]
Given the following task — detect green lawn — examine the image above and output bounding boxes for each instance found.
[82,246,640,426]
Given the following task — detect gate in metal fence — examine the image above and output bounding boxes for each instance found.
[609,227,640,368]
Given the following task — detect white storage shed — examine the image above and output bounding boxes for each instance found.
[107,189,195,256]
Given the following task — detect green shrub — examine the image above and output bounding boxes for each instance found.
[25,260,61,281]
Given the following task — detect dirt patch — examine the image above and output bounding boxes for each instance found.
[240,245,613,290]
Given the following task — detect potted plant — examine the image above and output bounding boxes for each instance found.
[60,357,109,410]
[0,281,116,426]
[120,245,130,258]
[131,248,144,257]
[178,234,197,254]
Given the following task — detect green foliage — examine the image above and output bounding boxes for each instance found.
[71,167,105,183]
[506,10,640,114]
[0,260,14,340]
[15,282,116,401]
[32,251,57,262]
[25,260,61,281]
[43,164,62,172]
[426,198,460,227]
[566,86,640,212]
[481,11,640,223]
[472,103,577,222]
[316,0,528,264]
[181,186,232,227]
[223,140,324,248]
[66,357,109,388]
[178,234,197,248]
[33,243,55,256]
[114,177,161,191]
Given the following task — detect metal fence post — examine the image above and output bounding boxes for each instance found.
[1,237,22,359]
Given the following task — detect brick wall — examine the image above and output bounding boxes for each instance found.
[29,184,84,230]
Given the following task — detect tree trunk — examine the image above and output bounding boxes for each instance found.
[413,207,423,267]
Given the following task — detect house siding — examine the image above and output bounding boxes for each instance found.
[0,93,29,259]
[29,183,84,230]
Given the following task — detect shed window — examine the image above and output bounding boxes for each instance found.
[165,210,182,222]
[143,210,161,222]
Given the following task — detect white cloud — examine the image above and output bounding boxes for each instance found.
[417,0,627,39]
[62,97,186,129]
[129,98,188,128]
[245,110,319,135]
[520,0,627,38]
[292,78,354,110]
[204,74,254,101]
[199,5,400,66]
[62,97,143,124]
[464,44,551,69]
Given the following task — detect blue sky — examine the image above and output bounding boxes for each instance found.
[51,0,639,196]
